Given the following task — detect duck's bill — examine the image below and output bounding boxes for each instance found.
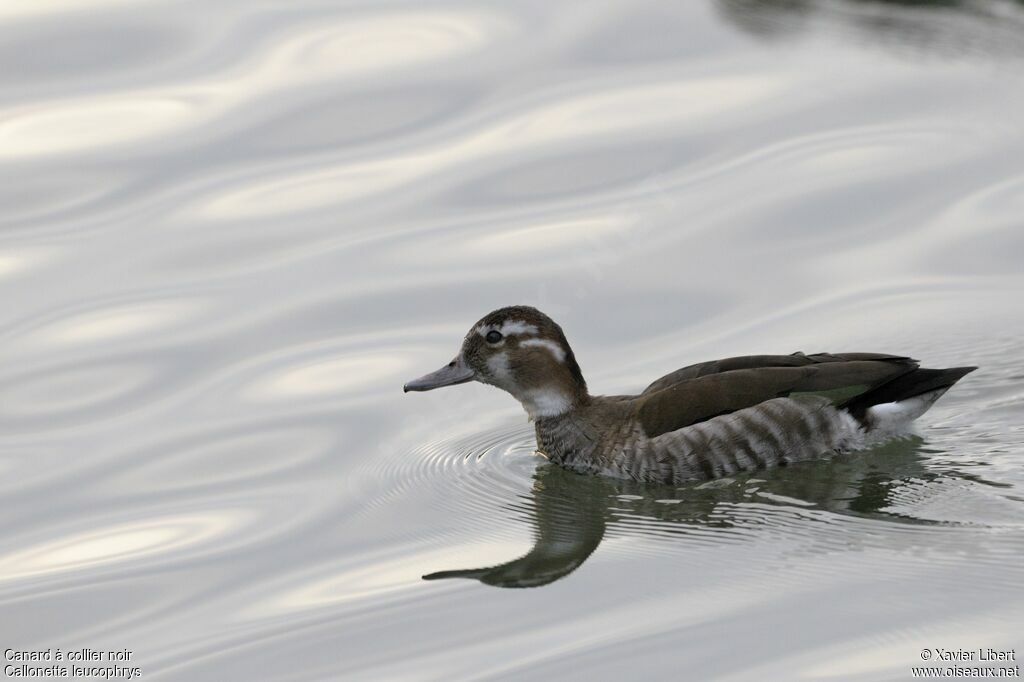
[403,357,474,392]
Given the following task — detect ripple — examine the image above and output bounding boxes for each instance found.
[458,143,687,203]
[0,95,197,159]
[192,72,789,220]
[0,354,188,432]
[245,349,415,402]
[770,123,982,183]
[0,21,186,84]
[924,172,1024,275]
[0,445,64,494]
[0,9,510,162]
[0,361,156,422]
[361,421,539,540]
[463,215,628,257]
[0,247,57,281]
[108,424,337,493]
[242,87,472,155]
[0,511,245,583]
[244,551,439,619]
[0,0,154,22]
[0,170,122,226]
[395,212,635,271]
[30,300,202,345]
[273,11,504,79]
[537,75,783,137]
[196,155,432,220]
[884,476,1024,526]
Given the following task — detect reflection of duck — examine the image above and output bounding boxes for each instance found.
[424,464,606,588]
[424,438,999,588]
[405,306,974,484]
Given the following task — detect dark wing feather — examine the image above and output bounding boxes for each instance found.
[637,355,918,438]
[642,351,913,395]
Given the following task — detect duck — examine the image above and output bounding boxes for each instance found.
[403,306,976,485]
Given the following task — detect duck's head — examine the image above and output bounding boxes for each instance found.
[403,306,588,418]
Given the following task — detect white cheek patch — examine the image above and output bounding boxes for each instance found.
[486,352,513,382]
[476,320,539,338]
[519,338,566,363]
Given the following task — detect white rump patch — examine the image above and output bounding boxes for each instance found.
[837,387,949,450]
[521,388,572,418]
[519,337,566,363]
[867,388,947,436]
[476,320,538,338]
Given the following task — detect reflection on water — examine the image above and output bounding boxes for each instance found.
[3,0,1024,678]
[423,438,1013,588]
[717,0,1024,59]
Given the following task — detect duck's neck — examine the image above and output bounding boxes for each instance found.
[500,345,589,420]
[516,387,585,420]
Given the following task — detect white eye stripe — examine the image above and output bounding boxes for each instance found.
[519,338,566,363]
[476,320,539,338]
[500,320,538,336]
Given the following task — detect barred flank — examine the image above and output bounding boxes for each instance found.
[644,397,845,484]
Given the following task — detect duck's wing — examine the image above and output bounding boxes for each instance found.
[641,352,912,395]
[637,354,917,439]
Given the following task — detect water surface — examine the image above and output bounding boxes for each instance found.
[2,0,1024,679]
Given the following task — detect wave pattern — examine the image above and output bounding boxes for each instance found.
[2,0,1024,679]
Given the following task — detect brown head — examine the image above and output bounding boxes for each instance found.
[403,306,588,418]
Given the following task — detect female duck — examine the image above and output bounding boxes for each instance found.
[404,306,974,485]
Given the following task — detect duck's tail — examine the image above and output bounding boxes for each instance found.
[841,366,977,433]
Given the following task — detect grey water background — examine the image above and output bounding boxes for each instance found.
[2,0,1024,679]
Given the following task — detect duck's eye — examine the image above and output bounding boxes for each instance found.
[485,330,503,344]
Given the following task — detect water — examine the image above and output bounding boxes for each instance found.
[2,0,1023,679]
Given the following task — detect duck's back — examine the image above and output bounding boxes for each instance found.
[555,352,975,484]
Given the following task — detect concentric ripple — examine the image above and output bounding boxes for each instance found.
[364,421,539,536]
